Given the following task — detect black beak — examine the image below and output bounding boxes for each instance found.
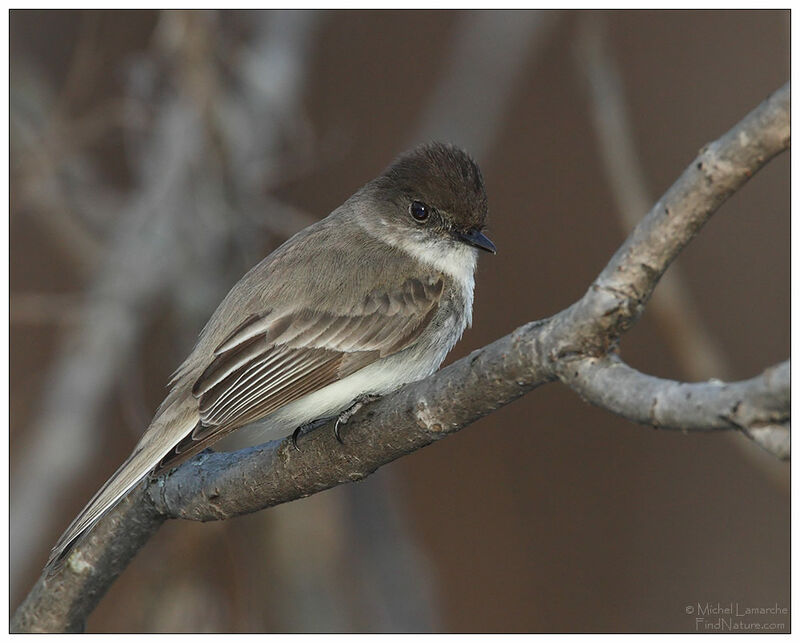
[459,229,496,254]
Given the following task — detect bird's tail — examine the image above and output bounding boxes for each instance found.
[45,395,197,572]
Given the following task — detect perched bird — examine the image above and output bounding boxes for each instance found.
[47,142,495,570]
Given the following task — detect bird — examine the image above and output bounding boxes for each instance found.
[46,141,495,570]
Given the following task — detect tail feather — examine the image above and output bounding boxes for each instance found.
[46,397,198,572]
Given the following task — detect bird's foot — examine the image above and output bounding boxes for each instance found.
[291,416,334,451]
[334,393,382,444]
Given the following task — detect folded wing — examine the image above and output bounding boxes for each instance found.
[159,276,444,468]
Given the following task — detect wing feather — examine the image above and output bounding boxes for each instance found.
[158,276,444,470]
[200,348,298,418]
[210,351,333,427]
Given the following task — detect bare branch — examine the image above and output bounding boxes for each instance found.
[561,83,789,352]
[11,83,789,633]
[574,24,789,463]
[562,357,789,449]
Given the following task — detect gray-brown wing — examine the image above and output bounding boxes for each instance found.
[158,276,444,469]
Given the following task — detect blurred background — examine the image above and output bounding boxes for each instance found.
[10,10,789,633]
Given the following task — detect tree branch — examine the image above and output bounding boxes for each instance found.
[11,82,790,633]
[563,356,789,446]
[573,12,790,488]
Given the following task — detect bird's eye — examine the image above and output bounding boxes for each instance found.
[409,200,430,222]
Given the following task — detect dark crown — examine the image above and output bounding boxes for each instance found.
[374,142,488,231]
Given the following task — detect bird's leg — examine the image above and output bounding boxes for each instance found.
[334,393,382,444]
[291,416,334,451]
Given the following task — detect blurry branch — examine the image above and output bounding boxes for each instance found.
[10,293,86,326]
[12,82,790,634]
[11,10,320,590]
[11,15,130,271]
[574,17,726,381]
[11,72,119,272]
[414,10,559,161]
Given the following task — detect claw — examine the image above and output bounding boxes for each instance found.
[332,393,382,444]
[290,416,335,451]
